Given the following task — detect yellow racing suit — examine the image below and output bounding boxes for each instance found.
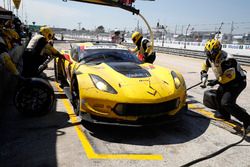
[22,34,65,77]
[201,50,246,87]
[201,50,250,127]
[0,35,19,76]
[131,38,155,63]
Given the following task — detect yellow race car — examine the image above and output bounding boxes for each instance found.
[55,42,187,126]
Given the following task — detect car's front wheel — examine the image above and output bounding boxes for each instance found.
[71,77,80,116]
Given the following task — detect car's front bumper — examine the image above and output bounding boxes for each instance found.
[80,104,187,127]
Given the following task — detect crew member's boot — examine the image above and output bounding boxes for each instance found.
[214,112,231,121]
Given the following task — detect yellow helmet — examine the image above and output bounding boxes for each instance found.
[131,31,142,44]
[1,28,20,49]
[40,26,54,41]
[8,29,20,40]
[204,39,222,61]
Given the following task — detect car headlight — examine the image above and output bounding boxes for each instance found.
[171,71,181,89]
[90,74,117,94]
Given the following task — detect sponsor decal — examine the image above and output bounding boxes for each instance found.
[143,65,155,70]
[80,45,85,51]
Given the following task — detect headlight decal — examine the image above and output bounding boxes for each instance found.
[89,74,117,94]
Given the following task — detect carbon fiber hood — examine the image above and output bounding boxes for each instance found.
[106,62,151,78]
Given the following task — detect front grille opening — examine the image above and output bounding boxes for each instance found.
[113,98,179,116]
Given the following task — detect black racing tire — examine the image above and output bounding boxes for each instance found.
[14,78,55,117]
[71,77,80,116]
[203,89,218,110]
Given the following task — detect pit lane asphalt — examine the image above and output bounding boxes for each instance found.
[0,41,249,167]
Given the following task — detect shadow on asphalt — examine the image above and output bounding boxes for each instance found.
[0,99,64,167]
[82,109,210,146]
[0,73,75,167]
[80,94,210,146]
[1,72,246,166]
[82,94,250,145]
[0,97,83,167]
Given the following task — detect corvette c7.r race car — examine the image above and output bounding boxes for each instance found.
[54,42,187,126]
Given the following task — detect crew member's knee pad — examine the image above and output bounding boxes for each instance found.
[221,102,232,110]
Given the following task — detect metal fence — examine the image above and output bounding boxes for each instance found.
[122,43,250,66]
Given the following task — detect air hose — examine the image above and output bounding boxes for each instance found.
[138,13,154,52]
[184,82,248,166]
[187,82,202,91]
[180,129,247,167]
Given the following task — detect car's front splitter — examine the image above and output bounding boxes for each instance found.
[79,105,187,127]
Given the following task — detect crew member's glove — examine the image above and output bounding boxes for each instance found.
[59,53,73,64]
[200,71,208,81]
[200,72,208,88]
[138,53,145,61]
[207,79,219,87]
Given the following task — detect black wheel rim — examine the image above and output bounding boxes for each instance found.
[15,84,53,115]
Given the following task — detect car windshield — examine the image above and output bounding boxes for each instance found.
[78,49,141,64]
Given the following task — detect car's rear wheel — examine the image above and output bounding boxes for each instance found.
[71,77,80,116]
[15,78,55,116]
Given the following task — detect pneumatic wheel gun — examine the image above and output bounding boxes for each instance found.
[200,73,208,88]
